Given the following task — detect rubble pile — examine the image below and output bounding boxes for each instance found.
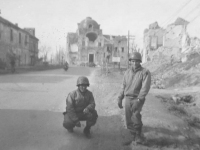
[171,94,194,104]
[144,46,200,89]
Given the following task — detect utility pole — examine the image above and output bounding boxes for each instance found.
[127,31,135,69]
[127,31,129,69]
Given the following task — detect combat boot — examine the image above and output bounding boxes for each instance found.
[134,132,145,145]
[122,132,136,146]
[83,126,91,138]
[67,128,74,133]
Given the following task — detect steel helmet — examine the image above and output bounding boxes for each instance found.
[129,52,142,62]
[77,76,90,86]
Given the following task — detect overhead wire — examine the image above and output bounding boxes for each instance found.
[189,11,200,22]
[157,0,200,36]
[184,2,200,18]
[160,0,193,27]
[136,0,200,49]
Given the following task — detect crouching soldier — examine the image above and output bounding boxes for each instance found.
[63,76,98,138]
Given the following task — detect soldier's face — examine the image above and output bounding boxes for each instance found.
[130,59,141,70]
[78,85,88,93]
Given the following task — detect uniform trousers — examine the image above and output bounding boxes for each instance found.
[63,110,98,130]
[125,97,144,135]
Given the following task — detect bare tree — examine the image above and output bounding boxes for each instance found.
[39,45,51,62]
[131,42,138,53]
[55,46,65,65]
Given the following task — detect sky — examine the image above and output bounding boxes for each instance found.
[1,0,200,55]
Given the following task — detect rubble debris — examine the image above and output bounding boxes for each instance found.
[171,95,181,104]
[171,94,193,104]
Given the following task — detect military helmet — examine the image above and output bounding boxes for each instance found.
[129,52,142,62]
[77,76,90,86]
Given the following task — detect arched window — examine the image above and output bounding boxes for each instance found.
[89,24,92,28]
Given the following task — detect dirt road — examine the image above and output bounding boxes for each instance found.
[90,68,200,150]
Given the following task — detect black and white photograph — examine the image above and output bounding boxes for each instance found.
[0,0,200,149]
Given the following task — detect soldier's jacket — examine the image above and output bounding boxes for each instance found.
[118,66,151,102]
[66,89,95,123]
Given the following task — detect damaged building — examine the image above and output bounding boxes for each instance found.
[66,17,128,66]
[143,17,190,62]
[163,17,189,48]
[143,22,165,62]
[0,16,39,67]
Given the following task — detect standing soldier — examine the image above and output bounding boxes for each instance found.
[63,76,98,138]
[117,52,151,145]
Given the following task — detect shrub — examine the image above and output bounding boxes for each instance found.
[168,105,188,116]
[185,116,200,128]
[0,59,6,69]
[86,62,96,67]
[43,61,49,66]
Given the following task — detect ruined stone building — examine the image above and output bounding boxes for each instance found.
[163,17,189,48]
[143,18,189,62]
[143,22,165,62]
[66,17,128,66]
[0,16,39,67]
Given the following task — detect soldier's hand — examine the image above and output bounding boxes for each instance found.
[83,108,89,114]
[75,121,81,127]
[118,100,123,109]
[131,99,141,112]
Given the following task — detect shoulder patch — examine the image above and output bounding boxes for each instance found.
[142,68,150,76]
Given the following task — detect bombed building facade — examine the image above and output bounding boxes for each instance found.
[66,17,128,66]
[143,18,190,62]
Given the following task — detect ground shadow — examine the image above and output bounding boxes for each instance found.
[1,109,199,150]
[0,109,130,150]
[142,125,200,149]
[59,115,131,150]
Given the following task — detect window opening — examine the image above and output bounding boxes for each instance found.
[0,24,2,40]
[86,32,97,42]
[114,47,118,57]
[89,24,92,28]
[10,29,13,42]
[19,33,21,44]
[25,35,28,45]
[107,46,109,51]
[121,47,124,52]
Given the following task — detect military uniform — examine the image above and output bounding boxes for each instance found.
[63,76,98,138]
[63,89,98,130]
[118,52,151,144]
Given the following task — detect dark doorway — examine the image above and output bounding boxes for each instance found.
[89,54,94,63]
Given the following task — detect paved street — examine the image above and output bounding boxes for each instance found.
[1,66,198,150]
[0,66,95,150]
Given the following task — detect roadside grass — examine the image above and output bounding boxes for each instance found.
[144,135,200,149]
[168,104,200,129]
[168,105,188,116]
[185,116,200,129]
[156,94,200,129]
[145,137,179,148]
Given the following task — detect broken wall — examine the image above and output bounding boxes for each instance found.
[148,46,182,64]
[163,24,185,48]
